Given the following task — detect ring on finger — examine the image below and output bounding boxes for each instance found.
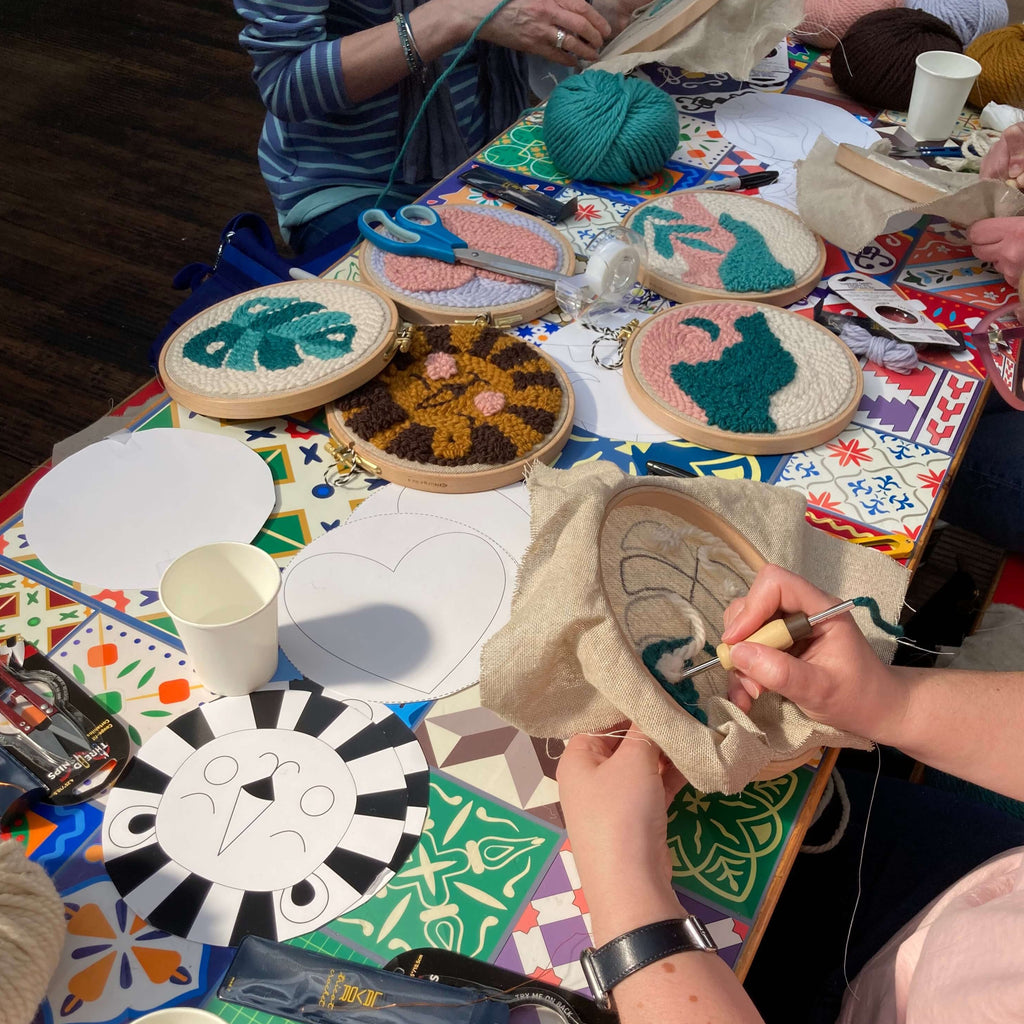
[555,27,567,50]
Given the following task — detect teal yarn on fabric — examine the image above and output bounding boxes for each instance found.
[641,637,709,725]
[669,311,797,434]
[717,213,796,292]
[543,71,679,184]
[852,595,904,637]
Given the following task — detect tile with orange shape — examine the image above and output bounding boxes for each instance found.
[43,875,220,1024]
[51,616,209,747]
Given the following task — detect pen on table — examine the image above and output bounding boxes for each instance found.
[695,170,779,192]
[888,146,963,159]
[678,598,856,682]
[645,459,698,478]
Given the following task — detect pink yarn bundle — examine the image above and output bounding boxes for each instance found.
[794,0,905,49]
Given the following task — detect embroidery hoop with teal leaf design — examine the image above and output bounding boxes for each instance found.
[621,301,863,455]
[623,193,826,308]
[597,485,816,780]
[159,280,403,419]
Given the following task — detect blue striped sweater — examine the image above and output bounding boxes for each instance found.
[234,0,490,236]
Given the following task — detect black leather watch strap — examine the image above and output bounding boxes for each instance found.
[580,917,717,1009]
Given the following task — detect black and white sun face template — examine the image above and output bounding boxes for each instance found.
[101,688,428,947]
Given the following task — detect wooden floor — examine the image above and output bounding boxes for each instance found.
[0,0,277,496]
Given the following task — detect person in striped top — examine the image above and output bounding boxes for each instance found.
[234,0,634,254]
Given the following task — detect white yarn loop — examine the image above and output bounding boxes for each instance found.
[839,321,920,374]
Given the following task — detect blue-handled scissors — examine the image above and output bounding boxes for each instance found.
[358,204,569,288]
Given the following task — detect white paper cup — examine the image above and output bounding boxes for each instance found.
[906,51,982,141]
[132,1010,223,1024]
[159,542,280,696]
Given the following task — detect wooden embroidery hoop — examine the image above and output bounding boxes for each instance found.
[158,280,402,419]
[834,144,948,204]
[598,485,814,780]
[597,0,728,60]
[623,193,826,307]
[622,301,864,455]
[325,346,576,493]
[354,203,577,328]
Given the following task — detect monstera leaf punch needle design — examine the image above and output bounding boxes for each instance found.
[183,295,359,372]
[633,207,723,260]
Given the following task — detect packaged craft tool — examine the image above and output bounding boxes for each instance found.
[220,936,508,1024]
[828,272,965,350]
[0,637,129,803]
[385,948,618,1024]
[458,165,578,223]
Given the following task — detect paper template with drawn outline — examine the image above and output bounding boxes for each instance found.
[101,688,427,946]
[279,512,517,703]
[540,314,677,443]
[346,481,531,562]
[715,92,879,213]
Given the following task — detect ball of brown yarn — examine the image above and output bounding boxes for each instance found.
[967,25,1024,107]
[831,7,963,110]
[794,0,903,51]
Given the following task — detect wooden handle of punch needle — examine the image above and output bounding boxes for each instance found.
[716,613,813,671]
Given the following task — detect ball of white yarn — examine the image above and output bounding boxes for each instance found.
[839,321,921,373]
[0,839,65,1024]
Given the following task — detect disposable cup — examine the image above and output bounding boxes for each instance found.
[132,1010,224,1024]
[159,542,280,696]
[906,51,981,141]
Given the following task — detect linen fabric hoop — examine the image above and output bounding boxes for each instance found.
[159,280,400,419]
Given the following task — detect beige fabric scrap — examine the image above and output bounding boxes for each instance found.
[479,461,909,795]
[591,0,805,80]
[797,137,1024,254]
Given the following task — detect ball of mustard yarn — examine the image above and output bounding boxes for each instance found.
[967,24,1024,107]
[831,7,962,109]
[543,71,679,185]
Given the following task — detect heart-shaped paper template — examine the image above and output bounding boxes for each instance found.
[280,514,512,703]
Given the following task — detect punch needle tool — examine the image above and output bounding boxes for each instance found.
[679,599,856,682]
[358,204,646,320]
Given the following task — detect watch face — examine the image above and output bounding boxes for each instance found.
[102,688,428,946]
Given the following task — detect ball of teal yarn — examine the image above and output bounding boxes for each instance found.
[543,71,678,184]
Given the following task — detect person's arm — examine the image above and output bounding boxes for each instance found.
[966,121,1024,288]
[235,0,612,119]
[557,727,766,1023]
[721,565,1024,802]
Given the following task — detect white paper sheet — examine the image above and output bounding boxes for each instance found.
[539,312,677,443]
[279,511,521,703]
[23,428,275,590]
[715,93,881,213]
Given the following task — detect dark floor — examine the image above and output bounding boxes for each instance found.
[0,0,278,496]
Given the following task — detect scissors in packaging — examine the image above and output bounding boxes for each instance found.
[358,204,645,320]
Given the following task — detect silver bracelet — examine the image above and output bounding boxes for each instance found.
[393,13,426,83]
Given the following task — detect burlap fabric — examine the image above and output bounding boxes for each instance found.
[591,0,805,80]
[479,462,909,794]
[797,137,1024,254]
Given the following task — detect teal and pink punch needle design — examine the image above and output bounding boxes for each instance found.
[639,303,797,434]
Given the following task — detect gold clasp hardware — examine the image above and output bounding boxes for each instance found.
[591,318,639,370]
[384,327,413,360]
[452,312,519,329]
[324,440,382,487]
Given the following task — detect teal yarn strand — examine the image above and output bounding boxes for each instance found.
[543,70,679,184]
[852,595,904,637]
[375,0,515,207]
